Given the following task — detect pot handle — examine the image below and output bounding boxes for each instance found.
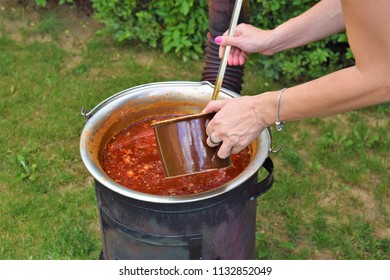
[248,157,274,200]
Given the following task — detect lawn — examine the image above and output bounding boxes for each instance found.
[0,2,389,260]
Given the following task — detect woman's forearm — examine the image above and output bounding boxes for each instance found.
[259,65,389,127]
[267,0,345,54]
[260,0,390,124]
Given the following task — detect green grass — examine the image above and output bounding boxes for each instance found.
[1,2,389,260]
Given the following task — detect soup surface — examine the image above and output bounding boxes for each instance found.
[101,115,251,196]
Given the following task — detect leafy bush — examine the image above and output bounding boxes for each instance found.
[32,0,353,83]
[90,0,353,82]
[91,0,208,61]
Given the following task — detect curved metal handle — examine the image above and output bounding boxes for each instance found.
[80,81,220,120]
[248,157,274,200]
[271,144,284,154]
[266,127,284,154]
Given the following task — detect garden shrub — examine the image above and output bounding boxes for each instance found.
[33,0,354,83]
[91,0,208,61]
[89,0,353,82]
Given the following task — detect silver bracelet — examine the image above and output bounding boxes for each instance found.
[275,88,286,131]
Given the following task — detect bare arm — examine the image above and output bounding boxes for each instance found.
[205,0,390,158]
[274,0,390,121]
[217,0,345,64]
[267,0,345,54]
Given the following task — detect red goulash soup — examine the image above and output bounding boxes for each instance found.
[101,115,251,196]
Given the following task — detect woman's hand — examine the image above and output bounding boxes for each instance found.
[215,0,345,66]
[215,23,275,66]
[202,95,272,159]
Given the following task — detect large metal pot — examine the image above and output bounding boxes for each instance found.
[80,81,274,259]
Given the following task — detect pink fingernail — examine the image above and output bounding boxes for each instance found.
[215,36,222,44]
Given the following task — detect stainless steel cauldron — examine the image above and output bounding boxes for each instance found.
[80,81,274,259]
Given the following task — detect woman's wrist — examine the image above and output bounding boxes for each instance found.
[252,91,279,128]
[269,22,299,54]
[257,28,282,56]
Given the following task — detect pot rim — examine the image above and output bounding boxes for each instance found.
[80,81,271,204]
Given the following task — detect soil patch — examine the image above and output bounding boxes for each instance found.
[0,0,102,52]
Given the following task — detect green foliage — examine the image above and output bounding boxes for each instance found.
[89,0,352,82]
[91,0,208,61]
[31,0,352,82]
[154,0,208,60]
[17,155,37,181]
[34,0,74,7]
